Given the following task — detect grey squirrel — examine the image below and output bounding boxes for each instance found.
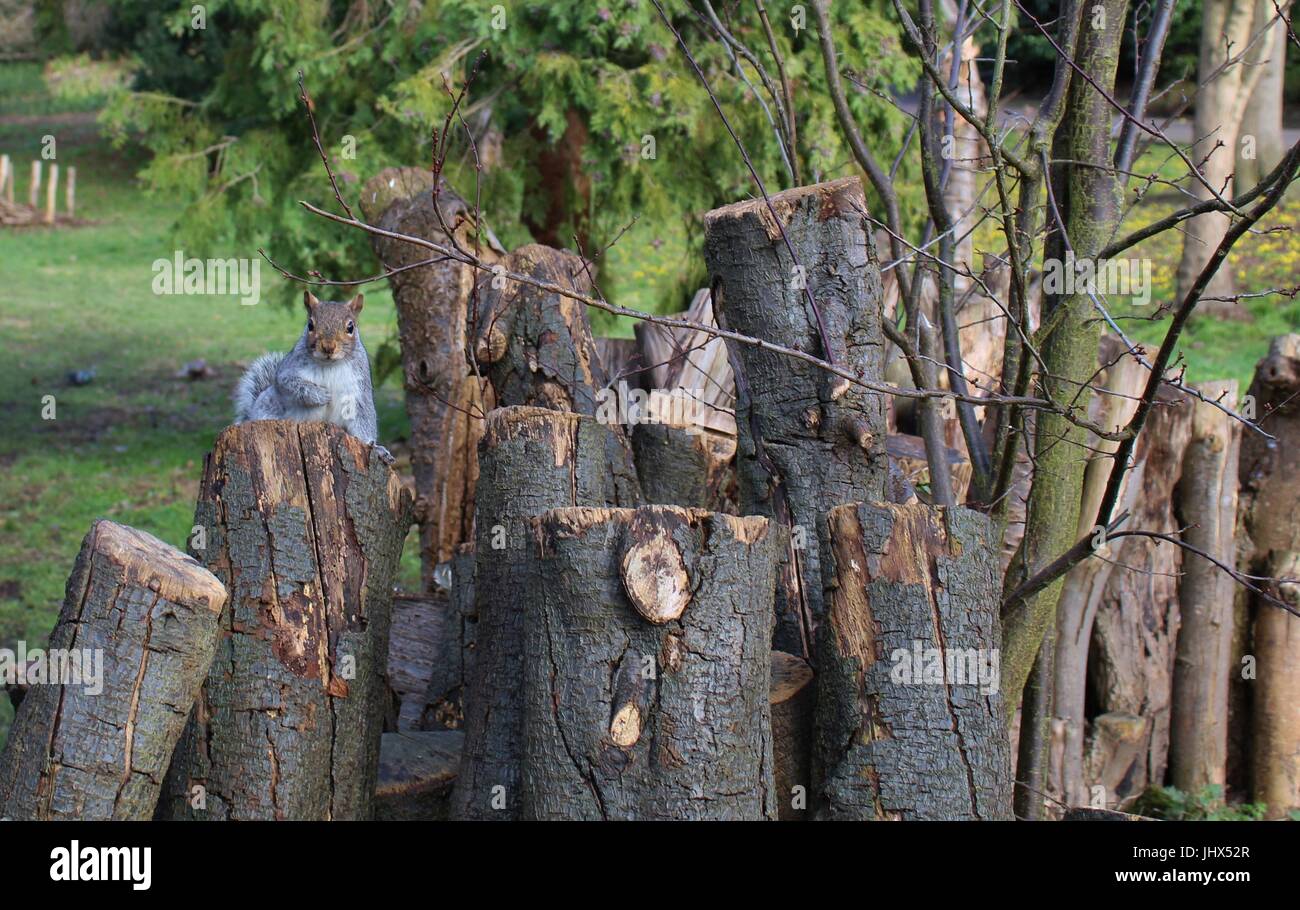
[234,291,390,460]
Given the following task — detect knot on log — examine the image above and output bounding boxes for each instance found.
[620,509,691,624]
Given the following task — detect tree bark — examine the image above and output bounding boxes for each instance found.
[703,177,888,660]
[1236,0,1287,193]
[1239,335,1300,816]
[632,423,736,511]
[159,421,411,820]
[374,730,462,821]
[770,650,815,821]
[1088,390,1192,807]
[418,543,476,732]
[385,594,445,732]
[1169,380,1241,792]
[520,506,779,820]
[813,502,1012,820]
[451,407,640,819]
[1175,0,1263,313]
[0,521,226,820]
[361,168,498,589]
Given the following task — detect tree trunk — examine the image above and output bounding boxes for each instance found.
[451,407,640,819]
[0,521,226,820]
[703,177,888,660]
[1236,0,1287,193]
[386,594,444,731]
[1175,0,1263,313]
[1169,380,1241,791]
[520,506,779,820]
[1088,390,1193,807]
[418,543,476,731]
[374,730,462,821]
[159,421,411,820]
[813,502,1012,820]
[770,650,815,821]
[1051,342,1147,808]
[1239,335,1300,816]
[361,168,498,589]
[1003,0,1128,713]
[632,423,736,511]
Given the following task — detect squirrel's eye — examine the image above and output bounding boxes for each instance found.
[346,322,355,335]
[308,320,315,332]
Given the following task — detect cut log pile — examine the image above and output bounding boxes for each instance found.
[2,176,1294,821]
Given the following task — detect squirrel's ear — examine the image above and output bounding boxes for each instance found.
[303,290,320,311]
[348,293,364,314]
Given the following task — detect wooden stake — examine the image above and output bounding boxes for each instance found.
[0,155,10,203]
[44,163,58,224]
[65,165,76,219]
[29,160,40,208]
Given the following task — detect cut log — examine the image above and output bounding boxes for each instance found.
[471,243,607,417]
[0,521,226,820]
[520,506,779,820]
[1169,380,1240,792]
[813,502,1011,820]
[418,543,476,731]
[632,422,736,511]
[374,731,463,821]
[386,594,444,731]
[771,650,815,821]
[158,421,411,820]
[1088,388,1192,807]
[361,168,498,589]
[704,177,888,658]
[1238,335,1300,816]
[451,407,640,819]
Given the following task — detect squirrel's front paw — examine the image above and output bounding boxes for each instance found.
[300,382,331,407]
[373,444,395,465]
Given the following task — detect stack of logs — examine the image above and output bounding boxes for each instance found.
[9,173,1292,820]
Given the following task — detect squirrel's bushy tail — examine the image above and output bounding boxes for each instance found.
[233,352,284,422]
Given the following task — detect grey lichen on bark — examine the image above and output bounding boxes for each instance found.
[813,503,1012,820]
[451,406,641,820]
[158,421,410,820]
[703,176,887,659]
[520,505,779,820]
[0,521,226,820]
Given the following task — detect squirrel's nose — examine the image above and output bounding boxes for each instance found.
[320,342,336,355]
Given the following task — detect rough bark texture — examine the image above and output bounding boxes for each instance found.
[770,650,815,821]
[0,521,226,820]
[520,506,778,820]
[1169,380,1240,792]
[362,168,498,588]
[159,421,411,820]
[1239,335,1300,816]
[471,243,606,418]
[451,407,640,819]
[374,731,462,821]
[418,543,475,731]
[1088,389,1192,808]
[813,503,1012,820]
[703,177,887,660]
[633,423,737,512]
[386,594,444,731]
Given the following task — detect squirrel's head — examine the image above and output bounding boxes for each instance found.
[303,291,363,362]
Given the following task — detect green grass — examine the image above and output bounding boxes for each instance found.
[0,63,416,745]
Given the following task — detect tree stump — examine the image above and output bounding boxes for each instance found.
[1169,380,1240,792]
[362,169,498,589]
[0,521,226,820]
[520,506,779,820]
[451,407,640,819]
[813,503,1011,820]
[770,650,815,821]
[1238,335,1300,816]
[418,543,476,732]
[158,421,410,820]
[374,731,463,821]
[632,422,736,511]
[704,177,888,659]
